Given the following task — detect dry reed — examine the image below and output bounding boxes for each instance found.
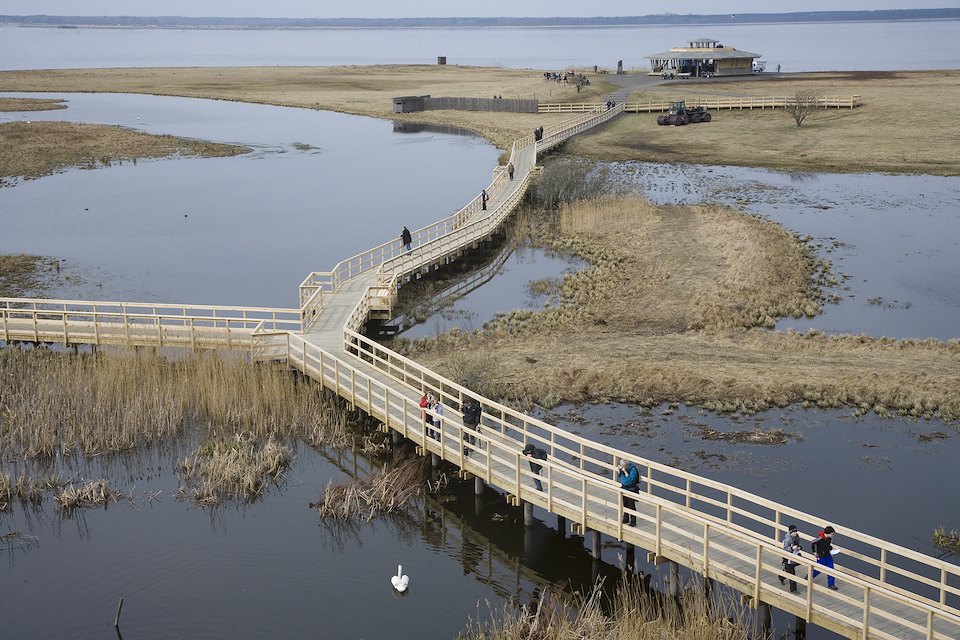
[54,479,125,511]
[0,469,61,510]
[0,348,343,460]
[405,194,960,420]
[460,575,749,640]
[311,453,428,522]
[179,436,292,505]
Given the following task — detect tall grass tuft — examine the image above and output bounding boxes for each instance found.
[179,436,292,506]
[459,575,749,640]
[312,453,428,522]
[54,479,125,511]
[934,526,960,555]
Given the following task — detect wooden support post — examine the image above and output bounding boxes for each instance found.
[431,453,440,469]
[557,515,566,538]
[588,530,601,560]
[625,544,635,572]
[523,502,534,527]
[760,602,772,639]
[391,430,402,448]
[794,615,807,640]
[474,476,484,496]
[667,560,680,598]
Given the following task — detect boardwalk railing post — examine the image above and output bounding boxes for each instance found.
[862,585,871,639]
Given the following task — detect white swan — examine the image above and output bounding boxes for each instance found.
[391,564,409,592]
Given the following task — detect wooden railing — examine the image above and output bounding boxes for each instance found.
[540,96,861,113]
[246,323,960,640]
[1,298,299,350]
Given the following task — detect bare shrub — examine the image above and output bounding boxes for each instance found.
[529,159,616,210]
[786,90,821,127]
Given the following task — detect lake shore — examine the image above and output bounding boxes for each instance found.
[2,65,958,423]
[2,66,958,174]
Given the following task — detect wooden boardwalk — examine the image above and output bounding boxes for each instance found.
[3,103,958,640]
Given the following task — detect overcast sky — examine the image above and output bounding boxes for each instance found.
[1,1,948,18]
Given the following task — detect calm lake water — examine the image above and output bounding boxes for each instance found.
[0,92,499,308]
[2,24,959,637]
[1,20,959,72]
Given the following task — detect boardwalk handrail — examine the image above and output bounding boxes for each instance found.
[1,297,300,348]
[267,325,960,640]
[5,91,957,639]
[539,96,861,113]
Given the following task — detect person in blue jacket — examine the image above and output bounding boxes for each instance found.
[617,458,640,526]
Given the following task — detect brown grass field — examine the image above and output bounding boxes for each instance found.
[402,197,960,421]
[0,120,249,183]
[1,66,957,173]
[566,70,960,175]
[2,65,959,422]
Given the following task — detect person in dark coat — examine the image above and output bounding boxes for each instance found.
[617,458,640,526]
[507,162,514,180]
[481,189,488,211]
[400,226,412,252]
[461,397,481,455]
[522,443,547,491]
[811,525,838,590]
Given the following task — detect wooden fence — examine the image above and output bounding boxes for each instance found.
[539,96,861,113]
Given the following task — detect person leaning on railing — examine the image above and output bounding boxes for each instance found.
[617,459,640,526]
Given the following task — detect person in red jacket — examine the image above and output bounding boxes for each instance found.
[811,525,838,590]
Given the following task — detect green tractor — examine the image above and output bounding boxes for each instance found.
[656,101,712,126]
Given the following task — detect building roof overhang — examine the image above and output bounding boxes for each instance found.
[643,48,761,61]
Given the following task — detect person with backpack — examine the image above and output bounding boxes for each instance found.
[810,525,838,590]
[461,397,481,456]
[779,524,802,592]
[617,458,640,526]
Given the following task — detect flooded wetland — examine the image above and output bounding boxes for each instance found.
[3,18,960,640]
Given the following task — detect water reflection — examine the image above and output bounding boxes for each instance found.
[535,401,958,557]
[395,240,584,339]
[392,121,477,137]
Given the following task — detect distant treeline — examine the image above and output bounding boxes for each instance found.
[2,9,960,29]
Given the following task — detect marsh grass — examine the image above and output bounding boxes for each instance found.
[934,526,960,555]
[406,193,960,419]
[0,121,250,184]
[460,576,749,640]
[0,348,343,459]
[0,254,62,297]
[312,453,428,522]
[179,436,293,505]
[0,469,61,510]
[54,479,125,511]
[0,97,67,112]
